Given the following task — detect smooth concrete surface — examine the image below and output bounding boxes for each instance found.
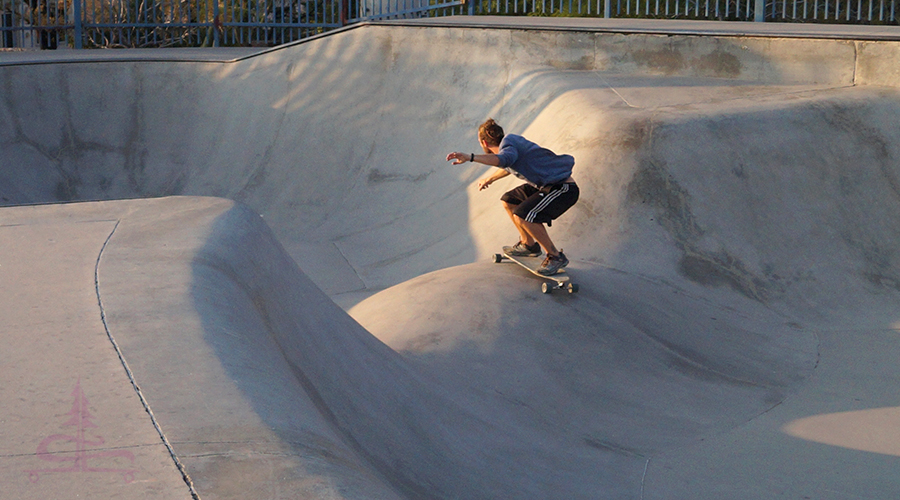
[394,16,900,40]
[0,213,193,499]
[392,17,900,87]
[2,18,900,499]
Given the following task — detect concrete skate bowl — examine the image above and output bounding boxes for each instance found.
[3,20,900,499]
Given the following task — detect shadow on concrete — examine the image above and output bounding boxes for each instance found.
[5,19,900,500]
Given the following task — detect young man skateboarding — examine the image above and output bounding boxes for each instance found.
[447,118,579,275]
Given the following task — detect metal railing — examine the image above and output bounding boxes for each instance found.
[470,0,897,22]
[0,0,896,50]
[0,0,464,49]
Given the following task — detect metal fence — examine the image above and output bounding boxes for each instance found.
[0,0,465,49]
[0,0,896,50]
[471,0,898,22]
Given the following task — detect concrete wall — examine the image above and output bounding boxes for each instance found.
[4,20,900,500]
[1,22,900,306]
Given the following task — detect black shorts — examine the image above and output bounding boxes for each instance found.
[501,182,579,225]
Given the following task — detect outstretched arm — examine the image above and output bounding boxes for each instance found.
[446,151,507,190]
[446,151,501,167]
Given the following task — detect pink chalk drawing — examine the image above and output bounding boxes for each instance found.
[25,378,137,484]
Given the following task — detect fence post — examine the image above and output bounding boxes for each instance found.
[754,0,764,20]
[72,0,83,48]
[604,0,611,17]
[213,0,220,46]
[1,13,12,48]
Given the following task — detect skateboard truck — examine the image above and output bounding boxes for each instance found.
[492,252,580,295]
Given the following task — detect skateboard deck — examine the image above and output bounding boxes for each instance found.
[492,248,579,294]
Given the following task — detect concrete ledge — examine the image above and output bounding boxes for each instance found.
[858,40,900,86]
[385,17,900,87]
[390,17,900,41]
[2,17,899,88]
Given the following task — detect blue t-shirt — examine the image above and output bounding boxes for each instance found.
[495,134,575,188]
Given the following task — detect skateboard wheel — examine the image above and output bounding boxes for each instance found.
[541,282,552,294]
[567,283,579,294]
[492,253,504,263]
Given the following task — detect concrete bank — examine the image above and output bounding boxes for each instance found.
[389,17,900,87]
[2,17,900,500]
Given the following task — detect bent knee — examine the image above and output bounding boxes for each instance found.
[515,214,541,226]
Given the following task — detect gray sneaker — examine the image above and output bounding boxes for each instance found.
[503,241,542,257]
[537,251,569,275]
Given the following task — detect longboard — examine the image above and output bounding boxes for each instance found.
[492,248,579,294]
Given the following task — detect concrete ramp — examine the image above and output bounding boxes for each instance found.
[3,18,900,500]
[1,198,406,499]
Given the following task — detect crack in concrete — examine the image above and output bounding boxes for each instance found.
[94,220,201,500]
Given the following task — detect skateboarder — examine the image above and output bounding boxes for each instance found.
[447,118,579,275]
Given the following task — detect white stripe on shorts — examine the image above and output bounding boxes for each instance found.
[525,183,569,223]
